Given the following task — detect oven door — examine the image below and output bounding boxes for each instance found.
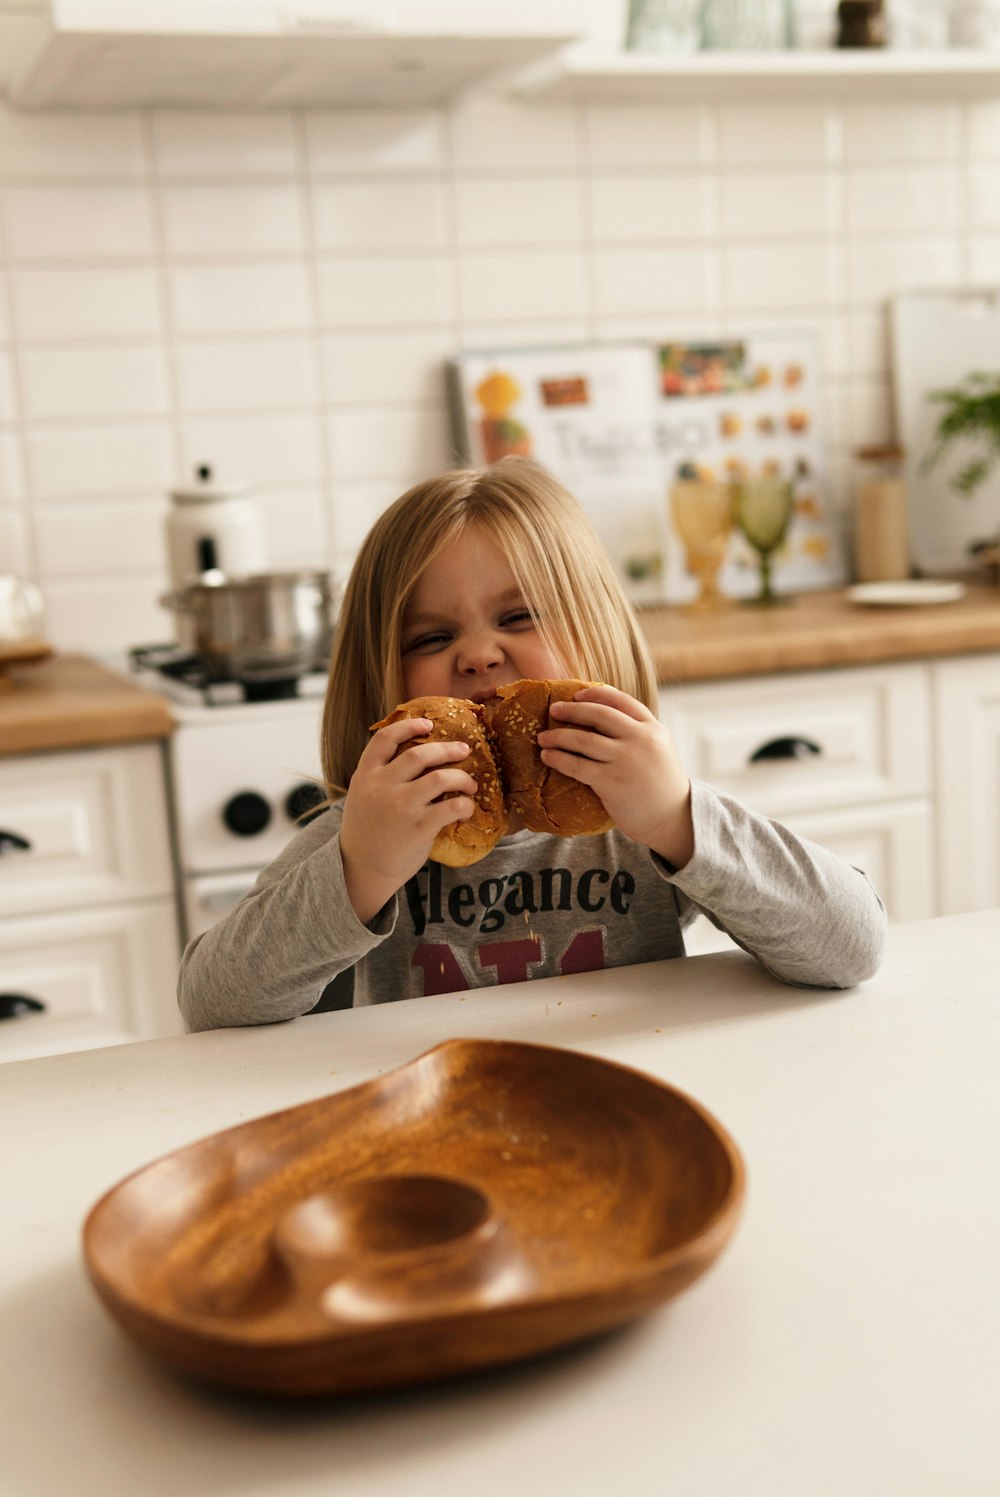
[184,872,259,941]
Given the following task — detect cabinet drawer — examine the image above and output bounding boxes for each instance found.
[0,743,174,918]
[660,662,931,815]
[0,899,183,1063]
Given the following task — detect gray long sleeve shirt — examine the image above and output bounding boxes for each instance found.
[177,780,887,1033]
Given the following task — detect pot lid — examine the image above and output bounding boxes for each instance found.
[170,463,251,505]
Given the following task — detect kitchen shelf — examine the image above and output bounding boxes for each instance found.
[515,48,1000,104]
[0,1,581,111]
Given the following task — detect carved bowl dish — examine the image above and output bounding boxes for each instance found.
[83,1039,745,1397]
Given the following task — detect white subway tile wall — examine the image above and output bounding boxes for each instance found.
[0,97,994,652]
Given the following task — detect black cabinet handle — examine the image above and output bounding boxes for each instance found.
[0,993,46,1020]
[0,830,31,856]
[749,736,822,764]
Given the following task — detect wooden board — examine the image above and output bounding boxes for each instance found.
[83,1038,744,1398]
[892,288,1000,573]
[0,654,173,755]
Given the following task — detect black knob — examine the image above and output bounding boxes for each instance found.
[749,736,822,764]
[0,993,45,1020]
[0,830,31,856]
[223,791,272,837]
[286,781,327,825]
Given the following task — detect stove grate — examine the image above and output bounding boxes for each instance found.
[129,645,325,705]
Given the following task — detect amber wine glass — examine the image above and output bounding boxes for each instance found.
[733,477,794,606]
[669,479,734,612]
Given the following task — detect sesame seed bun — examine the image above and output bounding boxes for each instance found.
[372,679,612,866]
[488,678,614,837]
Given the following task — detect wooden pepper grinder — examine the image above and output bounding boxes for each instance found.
[853,445,910,581]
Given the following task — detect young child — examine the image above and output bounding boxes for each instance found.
[178,457,886,1031]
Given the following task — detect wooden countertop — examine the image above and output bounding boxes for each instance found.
[0,654,173,756]
[639,578,1000,683]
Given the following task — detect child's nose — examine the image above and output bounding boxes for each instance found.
[457,631,504,675]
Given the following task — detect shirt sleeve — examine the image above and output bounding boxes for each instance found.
[176,803,396,1032]
[657,779,888,989]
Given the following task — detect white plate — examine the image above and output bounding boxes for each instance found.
[846,581,967,608]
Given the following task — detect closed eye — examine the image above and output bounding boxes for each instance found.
[501,609,535,629]
[403,631,451,654]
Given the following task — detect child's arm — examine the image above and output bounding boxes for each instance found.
[668,782,887,988]
[177,804,388,1031]
[538,684,886,988]
[177,720,479,1031]
[339,714,478,923]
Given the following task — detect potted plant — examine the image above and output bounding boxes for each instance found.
[923,372,1000,575]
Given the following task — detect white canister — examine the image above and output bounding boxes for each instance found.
[0,574,44,642]
[165,466,266,590]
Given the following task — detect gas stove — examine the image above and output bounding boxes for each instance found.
[128,644,328,713]
[124,645,328,944]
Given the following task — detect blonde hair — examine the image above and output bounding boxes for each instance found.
[321,457,657,797]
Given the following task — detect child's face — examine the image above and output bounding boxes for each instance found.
[401,525,564,702]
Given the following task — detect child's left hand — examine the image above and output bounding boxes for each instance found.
[536,684,694,868]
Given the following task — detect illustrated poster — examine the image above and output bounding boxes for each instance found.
[447,334,846,606]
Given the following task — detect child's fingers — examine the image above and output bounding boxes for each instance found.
[364,721,470,777]
[538,745,601,785]
[538,700,640,748]
[564,684,652,722]
[422,795,476,836]
[395,739,472,781]
[536,726,614,762]
[418,766,479,802]
[365,716,434,764]
[544,699,637,739]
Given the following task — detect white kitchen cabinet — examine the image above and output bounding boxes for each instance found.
[0,742,183,1061]
[0,743,177,918]
[0,3,581,111]
[659,661,937,955]
[932,654,1000,916]
[0,901,183,1063]
[660,663,931,816]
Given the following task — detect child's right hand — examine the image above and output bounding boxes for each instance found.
[339,717,477,924]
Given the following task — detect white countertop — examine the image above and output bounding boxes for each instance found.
[4,910,999,1497]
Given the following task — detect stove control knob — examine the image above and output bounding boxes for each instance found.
[223,791,272,837]
[286,781,326,826]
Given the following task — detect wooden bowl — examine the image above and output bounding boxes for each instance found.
[83,1039,745,1397]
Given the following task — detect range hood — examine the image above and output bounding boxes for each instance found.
[0,0,582,110]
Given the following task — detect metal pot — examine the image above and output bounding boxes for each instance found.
[161,570,334,682]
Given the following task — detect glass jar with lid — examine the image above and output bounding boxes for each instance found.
[625,0,702,51]
[701,0,794,48]
[853,446,910,582]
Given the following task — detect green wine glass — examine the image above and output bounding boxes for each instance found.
[733,477,794,606]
